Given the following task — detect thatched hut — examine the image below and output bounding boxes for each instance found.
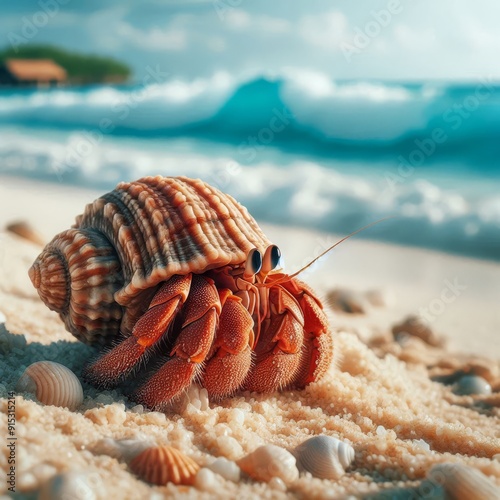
[0,59,67,87]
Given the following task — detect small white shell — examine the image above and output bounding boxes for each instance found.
[237,445,299,484]
[206,457,241,482]
[194,468,220,492]
[427,462,499,500]
[453,375,492,396]
[294,436,355,480]
[38,471,96,500]
[16,361,83,411]
[92,437,155,462]
[0,310,6,324]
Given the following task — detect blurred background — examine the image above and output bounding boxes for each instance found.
[1,0,499,260]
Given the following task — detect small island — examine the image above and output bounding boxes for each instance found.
[0,45,131,87]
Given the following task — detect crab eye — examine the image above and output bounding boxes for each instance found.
[269,245,281,270]
[261,245,281,274]
[244,248,262,278]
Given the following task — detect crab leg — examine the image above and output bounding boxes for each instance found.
[84,274,192,388]
[134,275,221,410]
[244,286,304,392]
[203,290,254,398]
[281,278,333,387]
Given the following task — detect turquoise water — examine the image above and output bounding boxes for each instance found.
[0,75,499,260]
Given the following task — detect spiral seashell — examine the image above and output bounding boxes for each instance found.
[129,445,200,486]
[294,435,355,480]
[16,361,83,411]
[237,445,299,484]
[427,462,500,500]
[29,176,271,345]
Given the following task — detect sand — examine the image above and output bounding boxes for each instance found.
[0,176,499,499]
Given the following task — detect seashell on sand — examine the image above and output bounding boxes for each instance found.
[16,361,83,411]
[194,468,220,492]
[427,462,499,500]
[38,471,96,500]
[392,315,445,348]
[366,481,445,500]
[129,445,199,486]
[6,220,45,246]
[453,375,492,396]
[206,457,241,482]
[294,435,355,480]
[326,288,367,314]
[92,437,155,463]
[237,444,299,484]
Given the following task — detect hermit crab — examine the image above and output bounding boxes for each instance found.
[29,176,332,409]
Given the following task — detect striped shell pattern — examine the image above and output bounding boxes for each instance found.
[29,176,271,345]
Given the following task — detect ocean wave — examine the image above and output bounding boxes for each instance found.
[1,130,499,261]
[0,73,499,158]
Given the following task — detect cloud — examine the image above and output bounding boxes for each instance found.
[116,23,187,51]
[393,25,436,52]
[224,10,290,34]
[5,0,500,82]
[298,11,349,51]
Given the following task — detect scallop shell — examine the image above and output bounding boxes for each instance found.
[427,462,499,500]
[16,361,83,411]
[29,176,271,345]
[129,445,200,486]
[294,436,355,480]
[237,445,299,484]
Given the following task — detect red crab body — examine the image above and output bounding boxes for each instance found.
[29,176,333,410]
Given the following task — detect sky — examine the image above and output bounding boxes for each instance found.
[1,0,500,82]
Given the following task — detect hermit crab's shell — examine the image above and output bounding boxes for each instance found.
[29,176,271,345]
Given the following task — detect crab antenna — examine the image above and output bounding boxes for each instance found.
[258,216,396,288]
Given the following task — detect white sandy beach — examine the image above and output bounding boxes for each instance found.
[0,175,499,498]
